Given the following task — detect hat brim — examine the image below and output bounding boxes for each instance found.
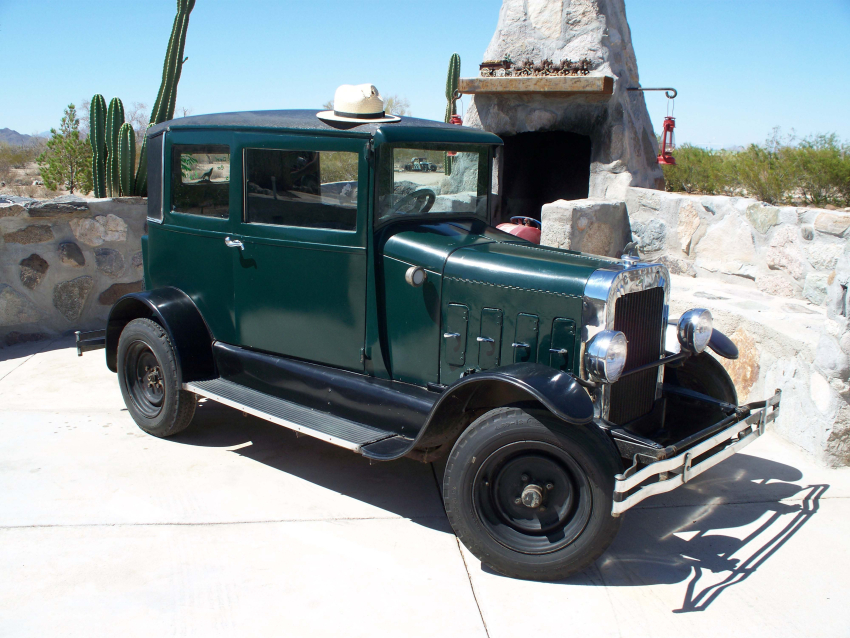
[317,110,401,124]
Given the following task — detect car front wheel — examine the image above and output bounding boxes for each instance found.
[117,318,196,437]
[443,407,622,581]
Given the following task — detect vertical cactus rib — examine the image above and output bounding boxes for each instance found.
[118,123,136,197]
[89,94,107,198]
[444,53,461,175]
[105,98,125,197]
[134,0,196,196]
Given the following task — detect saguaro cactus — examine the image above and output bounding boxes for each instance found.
[444,53,461,176]
[105,97,125,197]
[89,94,107,198]
[118,123,136,196]
[134,0,196,196]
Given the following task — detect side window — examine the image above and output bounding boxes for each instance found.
[245,148,358,231]
[171,144,230,218]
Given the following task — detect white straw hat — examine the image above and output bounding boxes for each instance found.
[317,84,401,124]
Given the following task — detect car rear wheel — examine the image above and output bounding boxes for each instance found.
[117,318,196,437]
[443,407,621,581]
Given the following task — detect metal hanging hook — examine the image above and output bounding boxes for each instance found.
[627,87,677,99]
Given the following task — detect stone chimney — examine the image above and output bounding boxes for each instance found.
[462,0,664,219]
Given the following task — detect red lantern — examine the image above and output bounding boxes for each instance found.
[447,114,463,156]
[657,116,676,165]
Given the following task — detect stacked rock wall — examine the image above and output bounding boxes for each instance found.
[625,188,850,306]
[0,195,146,346]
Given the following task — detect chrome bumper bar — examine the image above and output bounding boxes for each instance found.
[611,389,781,516]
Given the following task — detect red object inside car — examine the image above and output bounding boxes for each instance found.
[497,222,541,244]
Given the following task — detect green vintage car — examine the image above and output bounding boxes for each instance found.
[78,109,780,581]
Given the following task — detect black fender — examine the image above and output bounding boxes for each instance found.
[368,363,596,461]
[105,287,216,382]
[664,351,738,406]
[708,329,739,360]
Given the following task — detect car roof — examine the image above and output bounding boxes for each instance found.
[148,109,503,145]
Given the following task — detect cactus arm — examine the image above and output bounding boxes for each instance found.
[105,98,125,197]
[118,123,136,197]
[444,53,461,175]
[89,94,107,198]
[134,0,196,196]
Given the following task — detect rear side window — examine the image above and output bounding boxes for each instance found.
[244,148,358,231]
[171,144,230,218]
[147,134,164,221]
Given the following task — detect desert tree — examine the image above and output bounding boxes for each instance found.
[384,95,411,116]
[37,104,92,194]
[126,102,150,148]
[321,95,410,116]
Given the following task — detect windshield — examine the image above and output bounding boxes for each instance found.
[376,144,490,223]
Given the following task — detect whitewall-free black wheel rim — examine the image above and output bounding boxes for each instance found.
[473,441,593,555]
[123,340,166,419]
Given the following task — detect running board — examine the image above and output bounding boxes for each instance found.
[185,378,398,453]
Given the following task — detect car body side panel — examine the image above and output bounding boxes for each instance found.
[147,128,238,344]
[380,255,442,385]
[146,224,237,344]
[377,220,509,386]
[439,277,584,384]
[231,132,370,372]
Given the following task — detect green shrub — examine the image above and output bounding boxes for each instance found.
[789,134,848,207]
[663,145,729,195]
[0,142,44,173]
[663,129,850,206]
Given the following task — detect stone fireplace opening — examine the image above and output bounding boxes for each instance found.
[500,131,591,222]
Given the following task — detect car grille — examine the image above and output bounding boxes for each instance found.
[607,286,665,425]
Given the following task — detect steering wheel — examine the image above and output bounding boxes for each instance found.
[510,216,542,228]
[390,188,436,215]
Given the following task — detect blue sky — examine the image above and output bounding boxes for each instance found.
[1,0,848,148]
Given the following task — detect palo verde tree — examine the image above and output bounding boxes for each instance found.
[37,104,93,194]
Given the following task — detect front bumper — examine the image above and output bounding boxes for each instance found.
[611,389,781,516]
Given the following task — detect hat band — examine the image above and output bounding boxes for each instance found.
[334,110,386,120]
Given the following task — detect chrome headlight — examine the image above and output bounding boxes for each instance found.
[584,330,628,384]
[677,308,713,353]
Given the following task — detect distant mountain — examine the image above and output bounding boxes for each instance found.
[0,129,47,145]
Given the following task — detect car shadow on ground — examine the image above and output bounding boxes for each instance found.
[172,400,452,532]
[480,451,828,612]
[177,399,826,610]
[596,453,828,612]
[0,335,75,364]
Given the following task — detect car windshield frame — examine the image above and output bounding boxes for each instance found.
[374,142,492,228]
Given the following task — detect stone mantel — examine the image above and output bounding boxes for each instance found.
[458,75,614,96]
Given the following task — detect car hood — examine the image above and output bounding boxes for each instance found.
[381,219,619,297]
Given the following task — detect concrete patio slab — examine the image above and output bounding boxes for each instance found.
[1,339,848,637]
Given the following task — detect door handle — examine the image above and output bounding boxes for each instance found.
[512,342,530,349]
[224,236,244,250]
[443,332,461,339]
[549,348,569,355]
[477,336,495,343]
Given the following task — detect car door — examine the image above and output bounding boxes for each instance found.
[231,132,369,372]
[146,129,238,343]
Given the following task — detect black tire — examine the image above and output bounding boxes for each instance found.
[443,407,622,581]
[117,318,196,437]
